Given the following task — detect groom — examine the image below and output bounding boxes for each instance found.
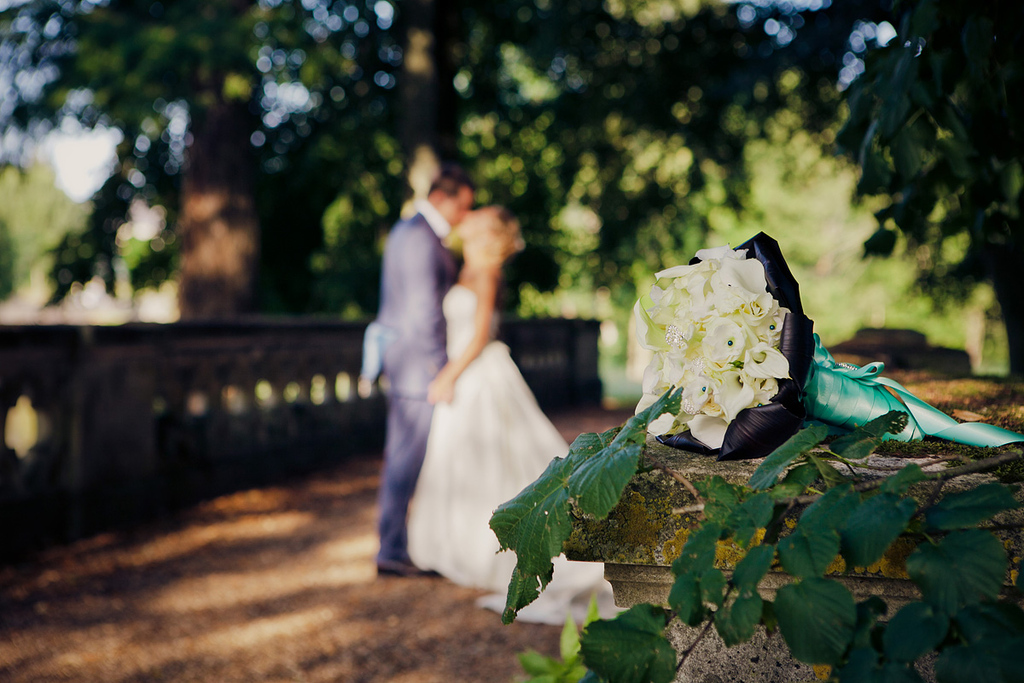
[372,163,475,577]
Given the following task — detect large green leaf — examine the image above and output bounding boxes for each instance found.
[668,571,704,626]
[829,411,909,460]
[580,605,676,683]
[491,455,575,560]
[775,578,857,666]
[732,544,775,594]
[749,424,829,490]
[924,483,1020,531]
[799,484,859,535]
[841,494,917,568]
[905,530,1007,614]
[777,526,840,579]
[568,442,643,519]
[671,522,723,576]
[883,602,950,663]
[715,592,763,646]
[934,639,1024,683]
[953,603,1024,644]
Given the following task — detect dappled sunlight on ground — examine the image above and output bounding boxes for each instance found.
[0,405,634,682]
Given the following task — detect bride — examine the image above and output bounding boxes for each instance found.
[407,206,616,625]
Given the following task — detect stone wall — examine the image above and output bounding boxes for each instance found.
[0,317,601,560]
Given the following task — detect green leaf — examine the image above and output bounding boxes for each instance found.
[567,429,619,460]
[715,592,764,646]
[836,647,881,683]
[695,476,743,523]
[700,568,727,609]
[775,578,857,666]
[769,462,819,500]
[491,456,574,567]
[953,603,1024,644]
[851,596,888,650]
[626,388,683,445]
[671,522,723,576]
[883,602,950,663]
[668,571,704,627]
[583,594,601,628]
[749,424,828,490]
[934,640,1024,683]
[829,411,909,460]
[568,442,643,519]
[504,563,555,624]
[880,464,929,495]
[761,599,778,634]
[799,484,859,535]
[838,650,925,683]
[841,494,917,568]
[1000,160,1024,206]
[906,530,1007,614]
[561,612,582,662]
[777,526,840,579]
[893,128,925,179]
[808,452,850,489]
[520,650,560,677]
[924,483,1020,531]
[732,544,775,593]
[727,493,774,548]
[580,605,676,683]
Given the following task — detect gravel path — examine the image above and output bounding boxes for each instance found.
[0,406,634,683]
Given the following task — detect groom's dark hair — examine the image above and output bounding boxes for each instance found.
[429,163,475,197]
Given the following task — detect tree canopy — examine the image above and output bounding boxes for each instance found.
[839,0,1024,372]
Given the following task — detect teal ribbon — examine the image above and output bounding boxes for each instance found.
[802,334,1024,447]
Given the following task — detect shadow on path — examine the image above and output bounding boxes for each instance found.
[0,405,633,683]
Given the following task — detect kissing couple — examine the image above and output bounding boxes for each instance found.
[361,164,616,624]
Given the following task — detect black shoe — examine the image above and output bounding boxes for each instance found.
[376,559,441,578]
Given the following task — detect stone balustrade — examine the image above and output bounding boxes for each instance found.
[0,317,601,560]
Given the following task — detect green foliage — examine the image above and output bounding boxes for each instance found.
[0,165,89,299]
[501,393,1024,681]
[517,597,601,683]
[490,388,681,624]
[839,0,1024,371]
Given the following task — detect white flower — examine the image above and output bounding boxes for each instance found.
[689,414,729,449]
[702,319,749,364]
[633,243,792,449]
[742,341,791,380]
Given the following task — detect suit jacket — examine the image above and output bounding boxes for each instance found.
[375,212,457,398]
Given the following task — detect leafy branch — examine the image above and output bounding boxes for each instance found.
[495,389,1024,682]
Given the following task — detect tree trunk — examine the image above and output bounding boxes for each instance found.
[983,239,1024,375]
[177,99,260,319]
[398,0,441,201]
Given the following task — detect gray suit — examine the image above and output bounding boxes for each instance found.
[374,212,456,565]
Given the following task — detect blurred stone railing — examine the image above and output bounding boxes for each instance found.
[0,317,601,560]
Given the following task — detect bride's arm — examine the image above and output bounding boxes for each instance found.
[427,267,501,404]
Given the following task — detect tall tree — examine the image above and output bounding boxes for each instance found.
[1,0,400,318]
[839,0,1024,373]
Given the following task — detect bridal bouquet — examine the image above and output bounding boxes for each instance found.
[636,232,1024,461]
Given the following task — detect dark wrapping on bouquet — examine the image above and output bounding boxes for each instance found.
[658,232,815,461]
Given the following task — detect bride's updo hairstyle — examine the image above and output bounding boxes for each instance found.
[464,206,526,267]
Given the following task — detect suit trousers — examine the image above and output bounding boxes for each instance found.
[376,394,434,565]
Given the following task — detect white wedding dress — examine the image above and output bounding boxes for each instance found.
[407,284,617,625]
